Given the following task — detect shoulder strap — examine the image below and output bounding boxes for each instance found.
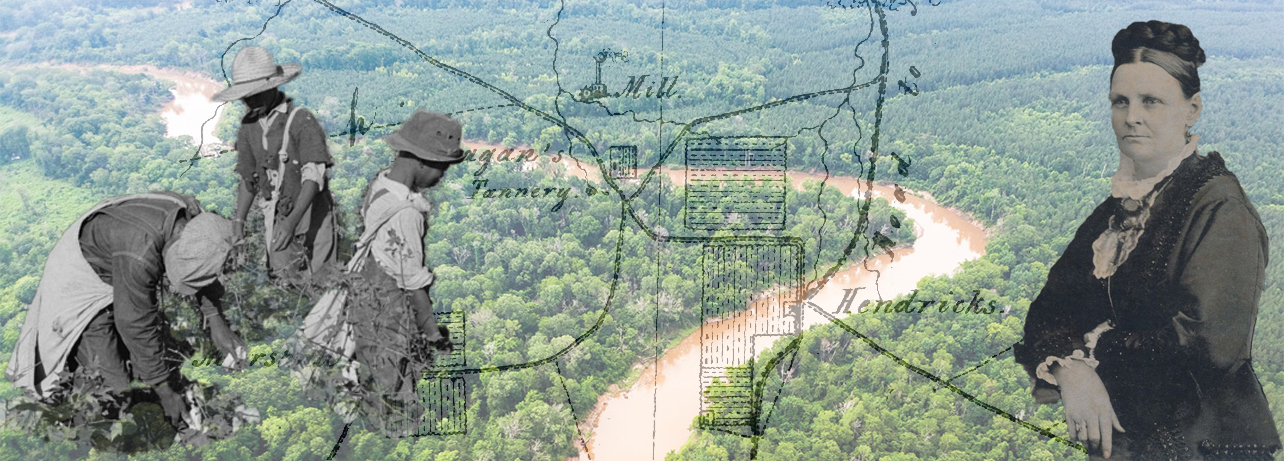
[347,192,419,273]
[278,106,303,160]
[271,107,303,200]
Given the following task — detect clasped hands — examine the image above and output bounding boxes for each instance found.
[1052,360,1126,458]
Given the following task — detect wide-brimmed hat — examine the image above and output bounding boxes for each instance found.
[212,46,301,102]
[381,109,466,164]
[165,213,235,296]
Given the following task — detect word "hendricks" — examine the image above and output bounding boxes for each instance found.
[860,289,999,315]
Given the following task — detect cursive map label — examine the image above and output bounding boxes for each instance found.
[468,145,565,176]
[469,179,613,212]
[615,74,680,99]
[859,289,1000,315]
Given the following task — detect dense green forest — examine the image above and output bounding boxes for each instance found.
[0,65,911,459]
[1,0,1283,459]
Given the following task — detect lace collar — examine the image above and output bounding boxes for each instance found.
[1110,134,1199,201]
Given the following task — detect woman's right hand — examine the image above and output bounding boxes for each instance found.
[1052,360,1126,458]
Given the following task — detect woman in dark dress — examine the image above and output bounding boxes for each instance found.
[1014,21,1280,460]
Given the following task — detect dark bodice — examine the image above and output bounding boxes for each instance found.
[1015,153,1280,459]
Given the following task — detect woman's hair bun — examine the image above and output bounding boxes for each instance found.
[1112,20,1206,67]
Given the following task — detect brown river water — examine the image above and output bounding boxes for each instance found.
[23,63,228,145]
[571,164,988,460]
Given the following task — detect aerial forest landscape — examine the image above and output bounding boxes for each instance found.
[0,0,1283,460]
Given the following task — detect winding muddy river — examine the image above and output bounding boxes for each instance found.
[35,64,987,457]
[113,68,987,459]
[577,168,987,461]
[26,63,226,145]
[138,66,226,145]
[124,65,226,146]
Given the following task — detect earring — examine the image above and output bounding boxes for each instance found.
[1185,128,1192,143]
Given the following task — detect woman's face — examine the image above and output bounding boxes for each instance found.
[1109,62,1202,170]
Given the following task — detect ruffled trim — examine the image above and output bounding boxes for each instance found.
[1083,321,1113,350]
[1092,136,1198,279]
[1034,322,1113,386]
[1036,350,1097,386]
[1091,194,1156,279]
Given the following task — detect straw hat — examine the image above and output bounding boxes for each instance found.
[381,109,466,163]
[212,46,301,102]
[165,213,235,296]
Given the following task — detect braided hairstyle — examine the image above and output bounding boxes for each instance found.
[1111,20,1206,99]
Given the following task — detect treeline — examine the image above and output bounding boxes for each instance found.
[0,69,243,289]
[5,0,1280,188]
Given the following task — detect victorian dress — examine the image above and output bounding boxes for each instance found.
[1015,148,1281,460]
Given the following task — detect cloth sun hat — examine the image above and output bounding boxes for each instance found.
[165,213,236,296]
[212,46,302,102]
[381,109,466,164]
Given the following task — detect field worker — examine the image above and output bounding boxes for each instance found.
[6,192,247,435]
[300,110,459,434]
[214,45,338,283]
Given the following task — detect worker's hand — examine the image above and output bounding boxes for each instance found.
[270,222,294,252]
[211,326,247,368]
[227,237,249,272]
[1053,360,1125,458]
[154,382,189,430]
[213,331,248,371]
[410,326,453,363]
[203,307,248,370]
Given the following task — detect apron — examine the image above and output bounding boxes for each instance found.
[299,181,420,359]
[5,193,192,397]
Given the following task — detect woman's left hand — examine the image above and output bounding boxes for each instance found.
[1053,360,1126,457]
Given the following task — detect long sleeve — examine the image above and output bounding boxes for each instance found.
[1015,202,1116,377]
[108,246,173,386]
[1094,190,1266,374]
